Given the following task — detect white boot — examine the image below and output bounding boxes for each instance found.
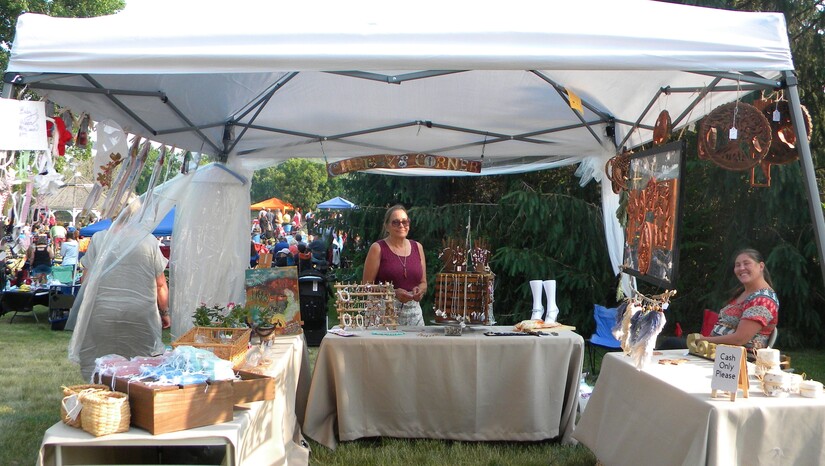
[543,280,560,323]
[529,280,544,320]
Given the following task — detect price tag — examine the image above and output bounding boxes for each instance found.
[62,394,82,421]
[729,128,738,140]
[773,109,781,122]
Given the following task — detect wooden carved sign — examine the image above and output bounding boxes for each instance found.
[327,154,482,177]
[622,141,686,289]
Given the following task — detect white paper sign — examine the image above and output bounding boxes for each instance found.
[711,345,743,392]
[0,99,48,150]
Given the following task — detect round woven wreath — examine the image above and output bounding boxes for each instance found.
[605,151,632,194]
[698,102,772,171]
[753,99,813,165]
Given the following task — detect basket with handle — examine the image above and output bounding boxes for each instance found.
[60,384,110,428]
[79,390,131,437]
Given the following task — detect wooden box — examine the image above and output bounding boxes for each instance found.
[232,370,276,405]
[101,375,234,435]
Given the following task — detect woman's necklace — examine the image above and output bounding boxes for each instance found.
[389,241,408,278]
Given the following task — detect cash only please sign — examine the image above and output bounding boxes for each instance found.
[711,344,749,401]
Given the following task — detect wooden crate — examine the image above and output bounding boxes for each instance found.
[101,375,234,435]
[232,370,276,405]
[172,327,251,368]
[433,272,495,325]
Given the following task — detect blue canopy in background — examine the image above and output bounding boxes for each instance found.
[79,208,176,237]
[317,197,356,210]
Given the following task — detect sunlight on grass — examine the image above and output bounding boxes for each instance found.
[2,306,822,466]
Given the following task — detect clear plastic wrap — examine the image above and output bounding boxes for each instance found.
[68,169,195,378]
[168,161,252,339]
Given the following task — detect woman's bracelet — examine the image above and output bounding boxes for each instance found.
[159,309,169,317]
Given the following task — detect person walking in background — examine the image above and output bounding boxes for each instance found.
[60,228,80,269]
[27,234,54,284]
[51,222,67,252]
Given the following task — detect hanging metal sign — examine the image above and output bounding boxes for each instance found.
[327,154,482,177]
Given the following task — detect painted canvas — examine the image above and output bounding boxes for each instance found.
[245,266,302,335]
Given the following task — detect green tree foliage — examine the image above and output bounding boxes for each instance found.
[133,147,184,194]
[250,159,343,210]
[656,0,825,348]
[331,167,615,333]
[1,0,125,74]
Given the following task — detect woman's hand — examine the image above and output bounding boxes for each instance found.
[395,288,414,303]
[412,286,426,302]
[161,314,171,329]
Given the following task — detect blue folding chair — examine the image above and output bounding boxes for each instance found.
[585,304,623,375]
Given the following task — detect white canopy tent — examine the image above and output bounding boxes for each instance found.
[5,0,823,332]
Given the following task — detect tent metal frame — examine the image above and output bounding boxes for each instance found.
[4,68,825,284]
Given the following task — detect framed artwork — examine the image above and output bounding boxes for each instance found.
[245,266,302,335]
[621,140,686,289]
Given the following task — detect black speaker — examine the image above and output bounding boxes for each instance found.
[299,274,327,346]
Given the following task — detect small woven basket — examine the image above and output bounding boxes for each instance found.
[60,384,110,428]
[79,390,131,437]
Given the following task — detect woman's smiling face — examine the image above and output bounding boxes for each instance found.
[734,253,764,286]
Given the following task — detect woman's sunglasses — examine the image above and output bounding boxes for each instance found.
[391,219,410,227]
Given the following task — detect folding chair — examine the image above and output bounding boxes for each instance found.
[585,304,623,375]
[51,264,76,285]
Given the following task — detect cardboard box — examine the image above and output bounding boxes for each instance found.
[101,375,234,435]
[232,370,276,405]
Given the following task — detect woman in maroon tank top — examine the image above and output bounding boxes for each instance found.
[363,205,427,326]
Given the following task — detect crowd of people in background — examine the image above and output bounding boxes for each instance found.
[249,207,353,274]
[1,209,89,289]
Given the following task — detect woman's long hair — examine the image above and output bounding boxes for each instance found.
[727,248,773,301]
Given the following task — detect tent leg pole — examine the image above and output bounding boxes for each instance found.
[783,70,825,288]
[1,82,16,99]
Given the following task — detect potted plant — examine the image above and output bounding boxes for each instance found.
[193,302,248,328]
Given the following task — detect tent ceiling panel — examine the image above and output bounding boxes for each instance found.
[5,0,793,175]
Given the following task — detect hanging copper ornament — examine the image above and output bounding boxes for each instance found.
[653,110,672,145]
[761,100,813,165]
[698,101,771,171]
[637,222,653,276]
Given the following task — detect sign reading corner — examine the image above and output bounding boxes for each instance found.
[327,154,482,177]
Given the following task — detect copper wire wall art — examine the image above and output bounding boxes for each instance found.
[622,141,686,288]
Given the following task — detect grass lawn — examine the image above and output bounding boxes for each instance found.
[2,306,822,465]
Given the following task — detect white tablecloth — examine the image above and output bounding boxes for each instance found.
[303,325,583,448]
[574,350,825,466]
[38,334,311,466]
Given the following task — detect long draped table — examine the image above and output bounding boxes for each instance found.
[574,350,825,466]
[303,325,583,448]
[38,334,311,466]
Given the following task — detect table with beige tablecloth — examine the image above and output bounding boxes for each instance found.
[574,350,825,466]
[38,334,311,466]
[303,325,583,448]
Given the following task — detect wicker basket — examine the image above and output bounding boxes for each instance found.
[172,327,252,368]
[79,390,131,437]
[60,384,110,428]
